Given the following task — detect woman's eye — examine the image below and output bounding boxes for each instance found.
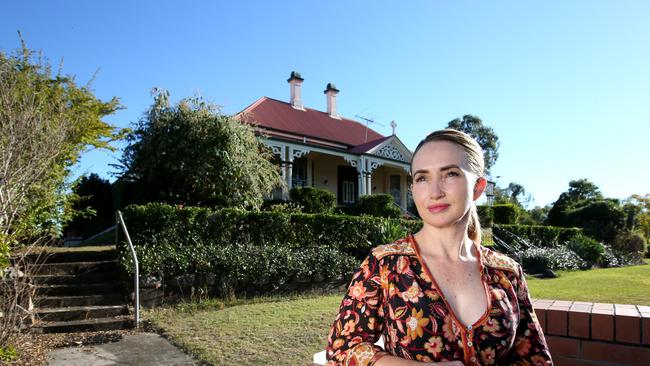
[415,176,426,182]
[446,171,459,178]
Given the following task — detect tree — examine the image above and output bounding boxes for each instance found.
[492,182,533,214]
[547,179,625,243]
[547,178,603,226]
[564,178,602,202]
[117,89,282,209]
[447,115,500,176]
[563,199,625,243]
[0,39,123,252]
[63,173,115,239]
[623,194,650,239]
[526,205,552,225]
[507,182,526,204]
[0,38,123,351]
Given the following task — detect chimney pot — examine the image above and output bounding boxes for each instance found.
[287,71,304,82]
[324,82,340,119]
[288,71,305,110]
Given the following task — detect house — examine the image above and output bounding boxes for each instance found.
[235,71,413,211]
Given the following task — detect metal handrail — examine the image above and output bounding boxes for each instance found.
[115,211,140,328]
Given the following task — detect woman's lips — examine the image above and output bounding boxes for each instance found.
[427,204,450,213]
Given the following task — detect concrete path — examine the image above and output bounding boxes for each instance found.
[47,332,197,366]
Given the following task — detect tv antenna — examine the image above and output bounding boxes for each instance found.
[355,115,385,142]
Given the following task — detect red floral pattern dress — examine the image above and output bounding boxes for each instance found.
[326,235,553,366]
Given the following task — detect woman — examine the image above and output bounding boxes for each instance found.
[326,129,552,366]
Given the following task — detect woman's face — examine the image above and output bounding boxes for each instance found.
[410,140,483,230]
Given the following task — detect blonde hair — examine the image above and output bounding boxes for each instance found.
[411,129,485,243]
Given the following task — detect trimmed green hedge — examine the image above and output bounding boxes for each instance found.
[356,194,402,218]
[477,205,494,228]
[493,224,583,248]
[117,203,423,280]
[118,203,531,295]
[492,204,519,224]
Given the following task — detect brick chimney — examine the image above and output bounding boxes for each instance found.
[324,83,340,119]
[287,71,305,110]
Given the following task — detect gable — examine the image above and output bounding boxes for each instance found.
[367,136,413,163]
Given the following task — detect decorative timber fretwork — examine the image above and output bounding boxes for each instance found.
[270,145,283,156]
[375,143,408,162]
[292,148,309,159]
[343,157,358,168]
[368,160,381,173]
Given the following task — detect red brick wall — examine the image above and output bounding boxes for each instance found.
[532,299,650,366]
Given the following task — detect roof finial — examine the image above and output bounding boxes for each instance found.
[390,120,397,135]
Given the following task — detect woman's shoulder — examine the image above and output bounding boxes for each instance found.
[479,245,521,275]
[371,236,418,260]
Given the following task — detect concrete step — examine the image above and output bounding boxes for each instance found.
[31,271,122,285]
[35,282,124,296]
[34,305,129,322]
[36,294,126,308]
[33,316,134,333]
[30,260,119,276]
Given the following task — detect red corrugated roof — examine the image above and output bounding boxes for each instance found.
[236,97,384,148]
[349,136,393,153]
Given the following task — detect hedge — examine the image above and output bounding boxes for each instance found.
[477,205,494,228]
[289,187,336,213]
[120,204,570,295]
[356,194,402,218]
[117,203,423,280]
[493,224,583,249]
[492,204,519,224]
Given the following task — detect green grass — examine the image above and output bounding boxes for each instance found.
[527,260,650,305]
[145,261,650,365]
[145,294,343,366]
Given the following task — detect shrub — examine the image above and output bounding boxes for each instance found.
[477,205,494,228]
[611,230,647,256]
[563,199,626,243]
[118,203,424,279]
[492,204,518,224]
[516,247,586,273]
[377,219,408,244]
[357,194,402,218]
[125,243,360,297]
[261,201,303,214]
[289,187,336,214]
[335,205,359,216]
[565,234,605,266]
[0,241,9,272]
[493,224,582,248]
[599,245,621,268]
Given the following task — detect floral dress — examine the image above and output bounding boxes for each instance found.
[326,235,553,366]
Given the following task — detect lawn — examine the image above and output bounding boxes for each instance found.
[145,294,343,366]
[145,260,650,366]
[527,259,650,305]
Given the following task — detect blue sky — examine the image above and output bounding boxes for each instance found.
[2,1,648,207]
